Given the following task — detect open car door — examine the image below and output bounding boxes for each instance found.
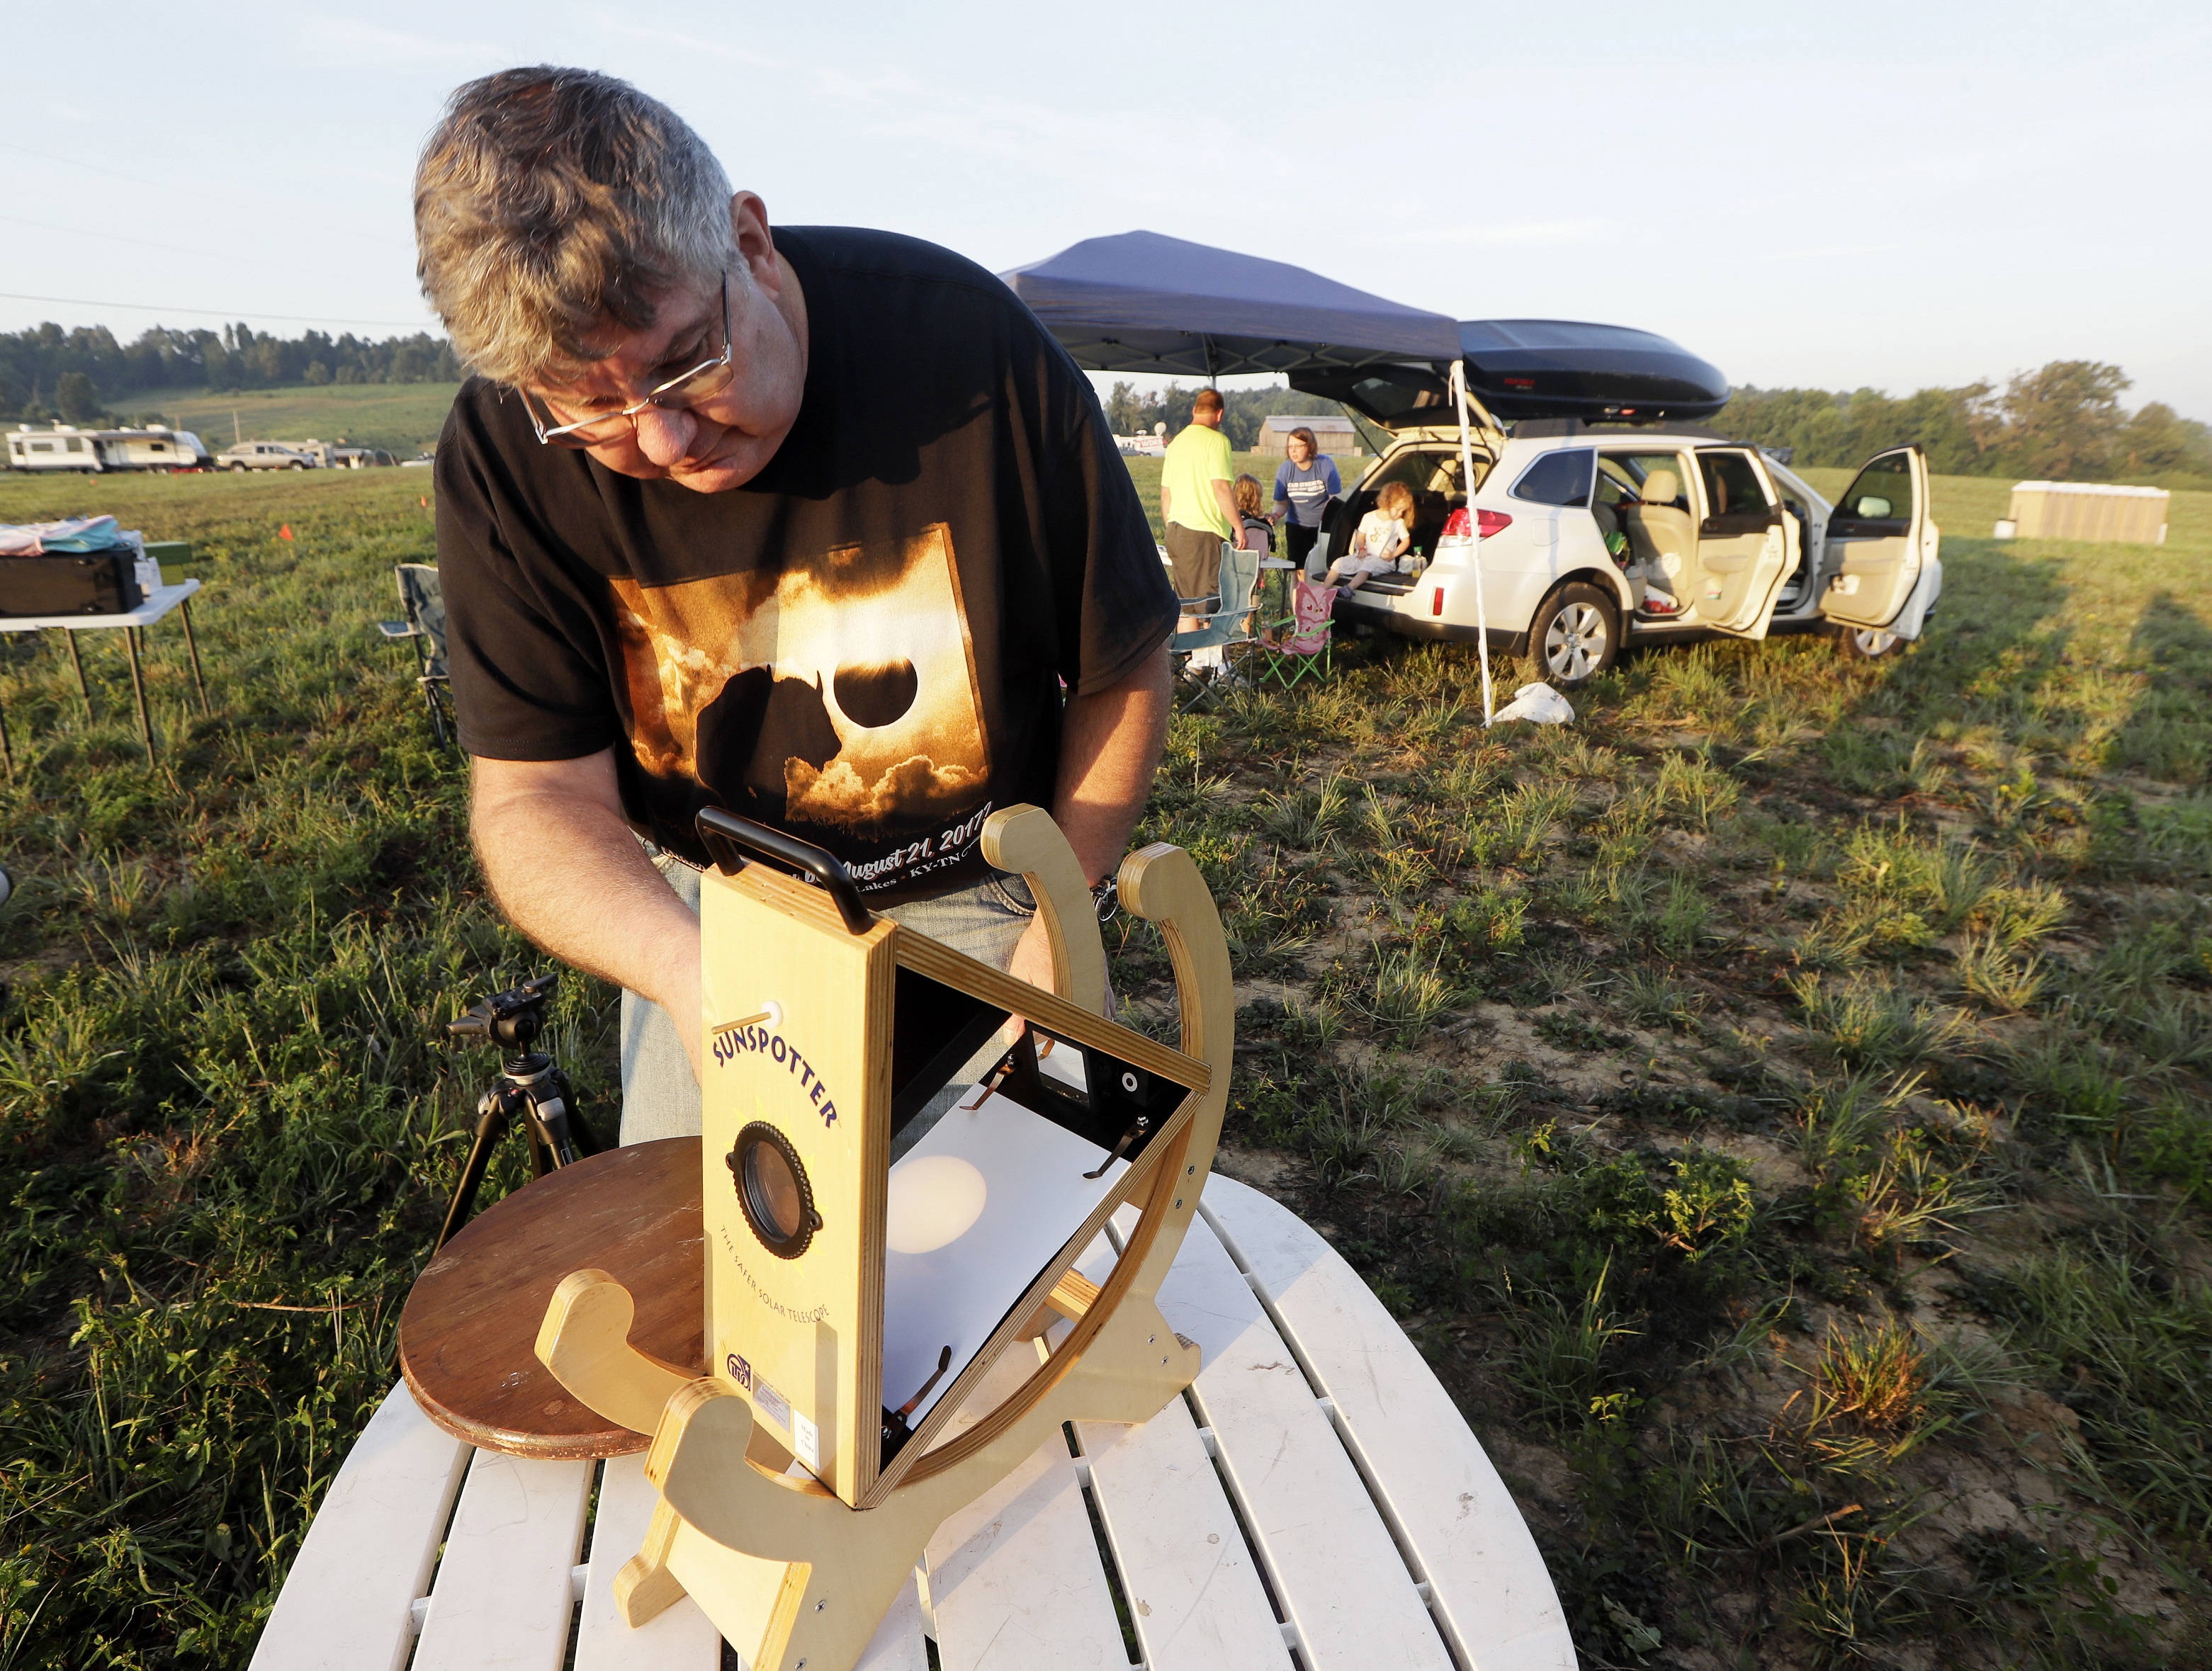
[1820,446,1936,635]
[1691,447,1795,638]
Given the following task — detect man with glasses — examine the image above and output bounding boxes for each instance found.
[416,67,1176,1143]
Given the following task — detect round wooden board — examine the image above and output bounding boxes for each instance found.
[400,1136,705,1459]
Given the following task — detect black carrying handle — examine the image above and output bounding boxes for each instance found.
[695,807,873,936]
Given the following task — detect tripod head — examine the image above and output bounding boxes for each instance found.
[434,972,598,1254]
[448,973,558,1058]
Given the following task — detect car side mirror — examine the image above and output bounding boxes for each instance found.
[1855,496,1892,519]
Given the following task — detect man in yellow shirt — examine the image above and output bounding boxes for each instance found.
[1159,388,1238,633]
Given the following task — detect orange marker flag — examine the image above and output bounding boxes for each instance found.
[278,524,295,541]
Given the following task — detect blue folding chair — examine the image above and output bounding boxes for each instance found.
[1168,541,1261,710]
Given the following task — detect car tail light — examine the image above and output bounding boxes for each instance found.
[1432,587,1445,616]
[1477,509,1513,538]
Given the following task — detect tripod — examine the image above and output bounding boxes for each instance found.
[435,973,601,1254]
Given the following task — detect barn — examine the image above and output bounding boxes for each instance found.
[1252,414,1360,458]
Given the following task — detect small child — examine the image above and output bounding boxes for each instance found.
[1233,474,1275,557]
[1326,481,1413,593]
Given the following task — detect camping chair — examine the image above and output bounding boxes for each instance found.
[376,563,453,747]
[1253,578,1337,690]
[1168,540,1260,710]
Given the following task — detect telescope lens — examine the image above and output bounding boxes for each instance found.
[731,1123,818,1258]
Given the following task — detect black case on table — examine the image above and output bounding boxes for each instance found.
[0,553,145,617]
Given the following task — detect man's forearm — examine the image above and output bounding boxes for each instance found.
[470,753,701,1027]
[1051,647,1170,885]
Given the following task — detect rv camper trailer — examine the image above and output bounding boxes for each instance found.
[6,424,213,474]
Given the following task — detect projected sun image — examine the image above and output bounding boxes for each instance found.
[609,523,989,835]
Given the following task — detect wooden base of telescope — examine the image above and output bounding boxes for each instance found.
[397,1138,705,1460]
[611,1286,1203,1671]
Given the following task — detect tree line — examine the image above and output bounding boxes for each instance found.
[1713,361,2212,487]
[0,322,463,426]
[7,319,2201,491]
[1107,361,2210,487]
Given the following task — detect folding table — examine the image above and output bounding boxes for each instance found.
[249,1177,1577,1671]
[0,578,208,769]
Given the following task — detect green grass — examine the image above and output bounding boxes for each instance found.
[101,384,464,457]
[3,463,2212,1667]
[0,469,601,1667]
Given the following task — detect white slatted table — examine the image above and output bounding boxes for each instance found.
[249,1178,1576,1671]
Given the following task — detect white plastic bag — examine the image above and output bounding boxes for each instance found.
[1490,681,1575,726]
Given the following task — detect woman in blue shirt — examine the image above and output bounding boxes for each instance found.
[1270,426,1343,576]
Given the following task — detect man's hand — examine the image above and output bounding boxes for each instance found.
[469,749,708,1084]
[1009,910,1118,1022]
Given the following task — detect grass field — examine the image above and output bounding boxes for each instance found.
[2,463,2210,1668]
[103,384,465,457]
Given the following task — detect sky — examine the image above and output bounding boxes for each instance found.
[3,1,2206,417]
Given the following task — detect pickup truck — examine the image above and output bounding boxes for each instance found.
[215,441,316,471]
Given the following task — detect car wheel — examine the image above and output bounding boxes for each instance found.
[1530,582,1618,687]
[288,460,307,470]
[1838,625,1903,659]
[228,462,246,472]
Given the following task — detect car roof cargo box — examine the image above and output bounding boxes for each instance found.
[1290,319,1730,429]
[1457,320,1730,421]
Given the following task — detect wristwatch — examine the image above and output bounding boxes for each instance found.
[1090,876,1119,925]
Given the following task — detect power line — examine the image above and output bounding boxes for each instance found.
[0,212,397,288]
[0,140,404,248]
[0,290,436,332]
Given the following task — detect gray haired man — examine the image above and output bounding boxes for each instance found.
[414,67,1175,1142]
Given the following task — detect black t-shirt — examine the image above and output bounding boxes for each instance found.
[434,226,1175,902]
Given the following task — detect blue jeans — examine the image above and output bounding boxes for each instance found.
[617,857,1038,1144]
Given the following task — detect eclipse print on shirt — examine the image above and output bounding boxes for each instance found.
[609,523,990,840]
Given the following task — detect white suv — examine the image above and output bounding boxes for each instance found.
[1297,322,1941,684]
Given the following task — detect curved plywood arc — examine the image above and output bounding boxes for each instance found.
[978,804,1106,1016]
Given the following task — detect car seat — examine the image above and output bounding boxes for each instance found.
[1620,468,1695,572]
[1591,499,1628,563]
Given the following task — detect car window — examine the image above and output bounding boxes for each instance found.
[1601,453,1690,508]
[1367,448,1463,497]
[1833,451,1914,528]
[1510,449,1594,508]
[1698,451,1772,519]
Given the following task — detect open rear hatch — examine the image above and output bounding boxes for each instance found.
[1292,319,1730,432]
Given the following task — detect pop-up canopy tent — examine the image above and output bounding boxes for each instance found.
[998,230,1462,380]
[1000,230,1503,717]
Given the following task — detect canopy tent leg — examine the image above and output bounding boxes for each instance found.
[1450,360,1495,725]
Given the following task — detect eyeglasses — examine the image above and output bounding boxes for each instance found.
[526,275,734,448]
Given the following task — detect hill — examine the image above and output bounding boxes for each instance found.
[109,383,464,456]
